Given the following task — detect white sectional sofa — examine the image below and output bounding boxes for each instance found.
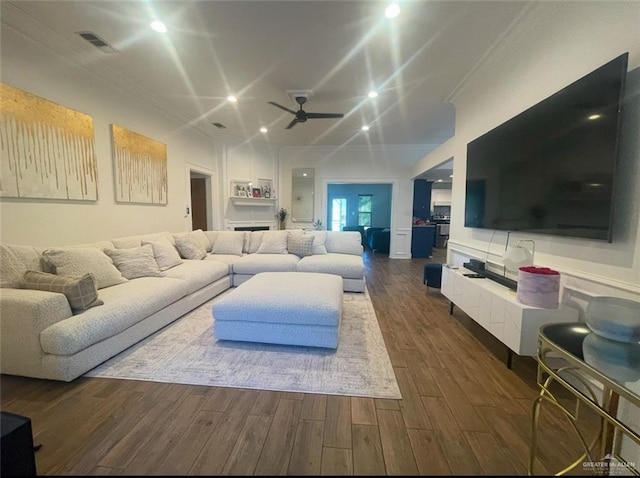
[0,229,364,382]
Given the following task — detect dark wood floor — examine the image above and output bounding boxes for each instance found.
[1,247,599,475]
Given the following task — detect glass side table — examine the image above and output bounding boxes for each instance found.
[530,323,639,475]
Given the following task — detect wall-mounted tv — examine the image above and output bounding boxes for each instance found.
[464,52,628,242]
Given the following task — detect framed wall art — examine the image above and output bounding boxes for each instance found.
[0,83,98,200]
[111,124,167,204]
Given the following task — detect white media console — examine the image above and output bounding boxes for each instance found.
[441,265,579,368]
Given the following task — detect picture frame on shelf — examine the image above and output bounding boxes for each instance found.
[230,180,251,198]
[252,188,262,198]
[258,178,274,199]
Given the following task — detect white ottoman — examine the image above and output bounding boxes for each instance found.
[213,272,343,348]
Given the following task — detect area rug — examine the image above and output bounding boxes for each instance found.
[85,288,401,399]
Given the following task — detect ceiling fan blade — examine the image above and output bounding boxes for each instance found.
[268,101,297,115]
[285,118,299,129]
[306,112,344,119]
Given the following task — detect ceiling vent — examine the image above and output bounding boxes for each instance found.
[212,122,227,129]
[76,31,118,53]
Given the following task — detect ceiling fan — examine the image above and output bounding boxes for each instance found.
[268,96,344,129]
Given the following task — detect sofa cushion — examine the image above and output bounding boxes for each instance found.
[22,271,103,310]
[142,237,183,271]
[204,231,219,251]
[296,253,364,279]
[304,231,328,255]
[0,244,45,288]
[190,229,212,252]
[205,254,243,269]
[325,231,363,256]
[211,231,244,256]
[39,277,190,356]
[104,245,164,279]
[232,254,300,275]
[162,260,230,294]
[256,231,288,254]
[287,234,314,257]
[174,235,207,260]
[42,247,128,289]
[247,231,263,253]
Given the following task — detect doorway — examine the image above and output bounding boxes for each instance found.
[188,166,215,231]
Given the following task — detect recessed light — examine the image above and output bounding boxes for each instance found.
[588,114,601,120]
[227,95,238,103]
[260,127,268,133]
[361,125,370,131]
[449,174,453,178]
[368,91,378,99]
[437,179,443,183]
[385,3,400,19]
[150,21,167,33]
[302,173,307,177]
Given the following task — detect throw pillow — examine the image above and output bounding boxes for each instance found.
[256,231,288,254]
[248,231,264,253]
[174,235,207,260]
[190,229,212,252]
[104,245,164,279]
[23,270,103,310]
[42,247,128,289]
[287,234,315,257]
[305,231,328,255]
[0,244,44,288]
[211,231,244,256]
[142,237,183,271]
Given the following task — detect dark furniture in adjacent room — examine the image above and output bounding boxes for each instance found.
[365,227,390,254]
[1,411,37,476]
[411,225,435,258]
[423,263,443,291]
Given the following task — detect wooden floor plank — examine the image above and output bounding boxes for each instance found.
[323,395,352,449]
[222,414,272,475]
[288,419,324,476]
[407,428,452,475]
[376,409,419,475]
[321,447,353,476]
[351,397,377,425]
[300,393,327,421]
[254,398,302,476]
[352,424,386,476]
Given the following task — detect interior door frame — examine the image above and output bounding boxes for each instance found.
[185,164,217,231]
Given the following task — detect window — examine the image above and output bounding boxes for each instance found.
[331,198,347,231]
[358,195,372,227]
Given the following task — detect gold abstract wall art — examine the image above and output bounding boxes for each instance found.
[111,124,167,204]
[0,83,98,200]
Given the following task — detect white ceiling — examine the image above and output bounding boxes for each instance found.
[1,0,528,149]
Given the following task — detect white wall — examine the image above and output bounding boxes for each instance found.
[0,24,283,244]
[414,2,640,304]
[279,145,431,258]
[0,25,222,246]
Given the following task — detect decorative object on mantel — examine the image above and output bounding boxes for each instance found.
[277,208,288,230]
[257,178,274,199]
[516,266,560,309]
[230,179,252,198]
[313,219,323,230]
[0,83,98,200]
[585,296,640,344]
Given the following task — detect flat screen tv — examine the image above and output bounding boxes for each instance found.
[464,52,628,242]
